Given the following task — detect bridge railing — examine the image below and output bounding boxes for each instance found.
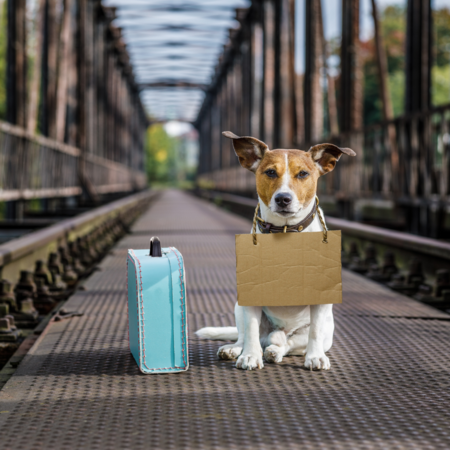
[0,121,147,201]
[197,103,450,206]
[319,104,450,204]
[2,2,148,208]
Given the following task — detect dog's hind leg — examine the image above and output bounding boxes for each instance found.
[264,329,313,362]
[263,330,289,363]
[286,331,309,356]
[218,303,245,360]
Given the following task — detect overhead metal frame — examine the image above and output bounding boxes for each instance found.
[103,0,250,122]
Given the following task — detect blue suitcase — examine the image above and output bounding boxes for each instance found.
[127,237,188,373]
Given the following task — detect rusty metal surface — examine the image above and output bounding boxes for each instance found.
[0,189,449,450]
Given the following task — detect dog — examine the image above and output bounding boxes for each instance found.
[196,131,356,371]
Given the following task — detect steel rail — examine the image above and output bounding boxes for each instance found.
[0,190,157,284]
[196,189,450,261]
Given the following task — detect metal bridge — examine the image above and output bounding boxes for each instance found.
[3,2,147,211]
[0,1,449,449]
[1,190,450,450]
[195,0,450,239]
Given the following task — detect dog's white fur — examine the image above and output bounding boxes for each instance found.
[196,145,338,371]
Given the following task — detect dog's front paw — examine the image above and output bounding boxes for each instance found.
[264,345,284,363]
[218,343,243,360]
[304,353,330,371]
[236,351,264,370]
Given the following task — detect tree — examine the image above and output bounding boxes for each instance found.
[433,7,450,68]
[362,5,406,125]
[145,124,179,185]
[432,7,450,106]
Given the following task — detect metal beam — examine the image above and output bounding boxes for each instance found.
[405,0,431,113]
[304,0,323,142]
[263,0,275,148]
[340,0,362,132]
[7,0,27,127]
[139,81,208,89]
[278,0,295,148]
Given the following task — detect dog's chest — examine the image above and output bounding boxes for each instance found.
[253,205,324,334]
[263,305,310,334]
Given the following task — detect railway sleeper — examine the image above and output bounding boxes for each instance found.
[343,240,450,312]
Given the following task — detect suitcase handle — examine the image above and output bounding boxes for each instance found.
[149,237,162,257]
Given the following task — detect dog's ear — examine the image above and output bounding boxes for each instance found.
[308,143,356,175]
[222,131,269,172]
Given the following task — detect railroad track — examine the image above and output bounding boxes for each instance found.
[197,189,450,314]
[0,190,157,371]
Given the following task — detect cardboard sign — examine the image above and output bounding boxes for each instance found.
[235,231,342,306]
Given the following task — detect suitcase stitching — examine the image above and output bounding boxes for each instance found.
[129,249,187,372]
[126,258,131,363]
[127,252,142,368]
[169,247,188,369]
[136,253,147,366]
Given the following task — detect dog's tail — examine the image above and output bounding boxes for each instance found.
[195,327,238,341]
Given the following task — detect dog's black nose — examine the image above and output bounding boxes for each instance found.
[275,193,292,207]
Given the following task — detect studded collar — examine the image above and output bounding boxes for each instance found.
[256,199,318,234]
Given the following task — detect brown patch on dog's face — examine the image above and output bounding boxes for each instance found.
[256,150,320,209]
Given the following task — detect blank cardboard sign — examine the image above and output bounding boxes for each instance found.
[235,231,342,306]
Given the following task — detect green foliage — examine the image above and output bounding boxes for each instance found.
[363,65,405,124]
[363,45,383,125]
[145,124,179,186]
[433,8,450,68]
[0,0,7,120]
[432,8,450,106]
[362,5,406,125]
[380,5,406,74]
[432,64,450,106]
[362,4,450,122]
[388,70,405,117]
[145,124,198,188]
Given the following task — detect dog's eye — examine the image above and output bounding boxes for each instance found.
[265,169,277,178]
[297,171,309,179]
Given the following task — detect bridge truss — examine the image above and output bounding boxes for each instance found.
[2,1,147,214]
[195,0,449,238]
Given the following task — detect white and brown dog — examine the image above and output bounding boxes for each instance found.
[196,132,356,371]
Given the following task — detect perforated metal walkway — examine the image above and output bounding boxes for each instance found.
[1,190,449,450]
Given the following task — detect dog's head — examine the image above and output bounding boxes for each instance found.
[223,131,356,218]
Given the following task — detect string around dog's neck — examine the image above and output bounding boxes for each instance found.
[254,196,326,235]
